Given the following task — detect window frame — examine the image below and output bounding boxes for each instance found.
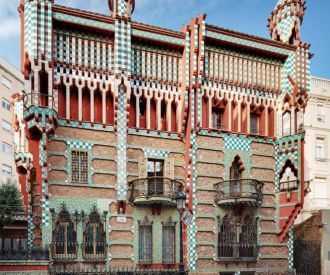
[2,120,12,133]
[162,223,176,264]
[147,159,164,196]
[250,114,259,135]
[2,142,12,154]
[138,224,153,264]
[2,164,12,176]
[1,75,12,90]
[316,104,325,122]
[212,108,223,130]
[282,111,291,136]
[218,215,258,261]
[82,211,106,261]
[71,149,89,184]
[52,210,77,259]
[316,137,327,160]
[2,99,11,111]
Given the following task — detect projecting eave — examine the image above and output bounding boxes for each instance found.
[52,5,116,34]
[206,24,296,59]
[131,21,185,48]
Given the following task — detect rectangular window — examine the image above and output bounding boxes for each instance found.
[2,142,12,154]
[212,109,223,129]
[250,114,259,134]
[162,225,175,263]
[71,150,88,183]
[316,138,326,160]
[147,159,164,195]
[139,225,152,263]
[314,178,327,202]
[2,120,11,132]
[1,75,12,89]
[2,99,10,111]
[2,164,12,176]
[282,111,291,136]
[317,104,324,122]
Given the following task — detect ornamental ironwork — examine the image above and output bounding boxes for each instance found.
[215,179,264,206]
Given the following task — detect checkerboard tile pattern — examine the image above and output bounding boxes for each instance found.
[288,225,294,269]
[225,135,251,151]
[117,87,128,200]
[67,140,92,150]
[143,148,169,159]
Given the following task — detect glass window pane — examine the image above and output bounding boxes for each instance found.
[163,226,175,262]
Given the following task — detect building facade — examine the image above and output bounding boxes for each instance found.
[13,0,311,274]
[298,76,330,220]
[294,76,330,275]
[0,56,23,184]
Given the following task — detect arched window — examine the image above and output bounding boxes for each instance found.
[230,156,244,195]
[279,160,299,191]
[282,111,291,136]
[83,210,106,260]
[52,207,77,259]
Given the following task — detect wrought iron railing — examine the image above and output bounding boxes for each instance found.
[279,180,299,192]
[22,92,57,111]
[215,179,264,205]
[82,242,107,261]
[218,243,258,261]
[52,268,187,275]
[0,248,49,261]
[128,177,183,203]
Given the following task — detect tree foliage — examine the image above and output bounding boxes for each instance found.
[0,178,24,227]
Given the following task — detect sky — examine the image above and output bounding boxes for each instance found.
[0,0,329,79]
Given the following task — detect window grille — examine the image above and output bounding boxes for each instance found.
[83,211,106,260]
[71,150,88,183]
[218,215,258,260]
[53,208,77,259]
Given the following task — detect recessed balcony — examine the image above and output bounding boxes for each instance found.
[128,177,183,206]
[215,179,264,206]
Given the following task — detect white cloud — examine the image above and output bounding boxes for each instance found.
[0,1,21,39]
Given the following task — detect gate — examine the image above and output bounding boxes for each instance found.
[294,239,321,275]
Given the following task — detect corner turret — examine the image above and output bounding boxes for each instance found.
[268,0,307,44]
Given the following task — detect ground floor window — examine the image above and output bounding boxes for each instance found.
[139,221,152,263]
[162,221,175,263]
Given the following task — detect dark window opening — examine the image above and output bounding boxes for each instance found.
[212,109,223,129]
[250,114,259,134]
[147,159,164,196]
[139,97,146,116]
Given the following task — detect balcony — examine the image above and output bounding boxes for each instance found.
[128,177,182,206]
[279,180,299,192]
[215,179,264,206]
